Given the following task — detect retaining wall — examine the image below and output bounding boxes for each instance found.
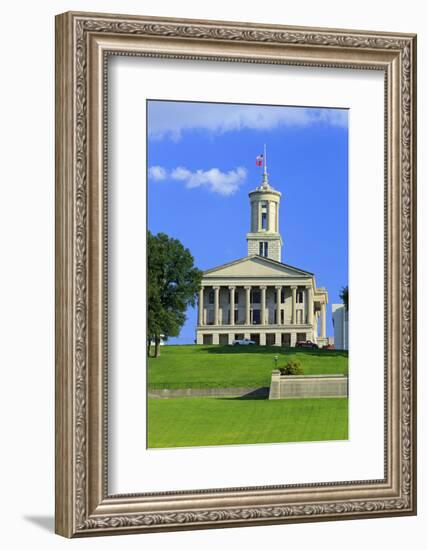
[148,387,269,399]
[269,370,348,399]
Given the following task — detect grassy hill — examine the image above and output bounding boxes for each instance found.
[148,396,348,448]
[148,345,348,389]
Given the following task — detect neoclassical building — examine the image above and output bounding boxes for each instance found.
[196,159,328,347]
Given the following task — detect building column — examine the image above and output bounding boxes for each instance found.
[291,285,297,324]
[306,285,314,326]
[228,286,235,326]
[213,286,220,326]
[260,285,267,325]
[198,287,204,326]
[321,303,326,338]
[268,202,275,233]
[275,286,282,325]
[290,332,297,347]
[274,332,281,346]
[245,286,251,325]
[259,333,266,346]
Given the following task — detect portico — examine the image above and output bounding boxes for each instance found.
[195,257,328,346]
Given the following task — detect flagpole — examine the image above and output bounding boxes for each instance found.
[264,143,267,177]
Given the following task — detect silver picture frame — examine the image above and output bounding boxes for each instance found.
[55,11,417,537]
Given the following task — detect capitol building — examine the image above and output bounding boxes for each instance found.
[196,154,329,347]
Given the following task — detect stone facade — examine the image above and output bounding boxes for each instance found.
[196,162,328,347]
[247,237,282,262]
[269,371,348,399]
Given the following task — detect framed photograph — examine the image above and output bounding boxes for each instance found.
[55,11,417,537]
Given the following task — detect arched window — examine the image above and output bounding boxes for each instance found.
[261,202,268,230]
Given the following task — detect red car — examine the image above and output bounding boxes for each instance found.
[322,343,335,350]
[295,340,319,349]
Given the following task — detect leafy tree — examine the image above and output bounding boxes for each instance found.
[340,285,348,310]
[147,232,202,357]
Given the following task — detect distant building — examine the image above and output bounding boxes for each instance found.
[195,150,328,347]
[332,303,348,350]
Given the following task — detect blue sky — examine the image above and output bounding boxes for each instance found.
[147,100,348,343]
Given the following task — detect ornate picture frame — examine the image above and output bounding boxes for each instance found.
[55,11,417,537]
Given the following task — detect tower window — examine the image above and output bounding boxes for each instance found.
[261,203,268,230]
[261,212,267,229]
[259,241,269,257]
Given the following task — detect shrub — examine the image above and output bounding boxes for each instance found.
[279,360,303,376]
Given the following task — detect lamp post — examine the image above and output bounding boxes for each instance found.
[274,355,278,369]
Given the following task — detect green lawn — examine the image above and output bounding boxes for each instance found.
[148,345,348,389]
[148,396,348,448]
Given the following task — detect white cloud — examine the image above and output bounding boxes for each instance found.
[148,165,247,196]
[148,165,167,180]
[148,102,348,141]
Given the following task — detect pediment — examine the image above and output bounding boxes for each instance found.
[203,255,312,279]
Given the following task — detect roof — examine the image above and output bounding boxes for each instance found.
[203,254,314,278]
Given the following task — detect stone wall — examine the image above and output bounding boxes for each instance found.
[247,238,282,262]
[269,370,348,399]
[149,387,269,399]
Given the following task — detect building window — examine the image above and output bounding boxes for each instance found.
[251,290,260,304]
[259,241,269,257]
[234,310,239,323]
[261,202,268,230]
[208,290,214,304]
[207,310,215,325]
[203,334,213,344]
[252,310,261,325]
[296,290,304,303]
[235,291,239,304]
[266,333,275,346]
[282,333,291,346]
[219,334,228,345]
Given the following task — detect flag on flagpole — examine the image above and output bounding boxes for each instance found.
[256,154,263,167]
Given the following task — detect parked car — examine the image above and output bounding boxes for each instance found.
[232,338,256,346]
[295,340,319,349]
[322,343,335,350]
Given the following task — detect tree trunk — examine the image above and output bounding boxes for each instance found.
[147,339,151,357]
[154,336,161,357]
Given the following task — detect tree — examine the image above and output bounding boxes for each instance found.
[147,232,202,357]
[340,285,348,310]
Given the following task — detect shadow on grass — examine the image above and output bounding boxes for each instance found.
[226,393,268,401]
[194,345,349,358]
[214,388,270,400]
